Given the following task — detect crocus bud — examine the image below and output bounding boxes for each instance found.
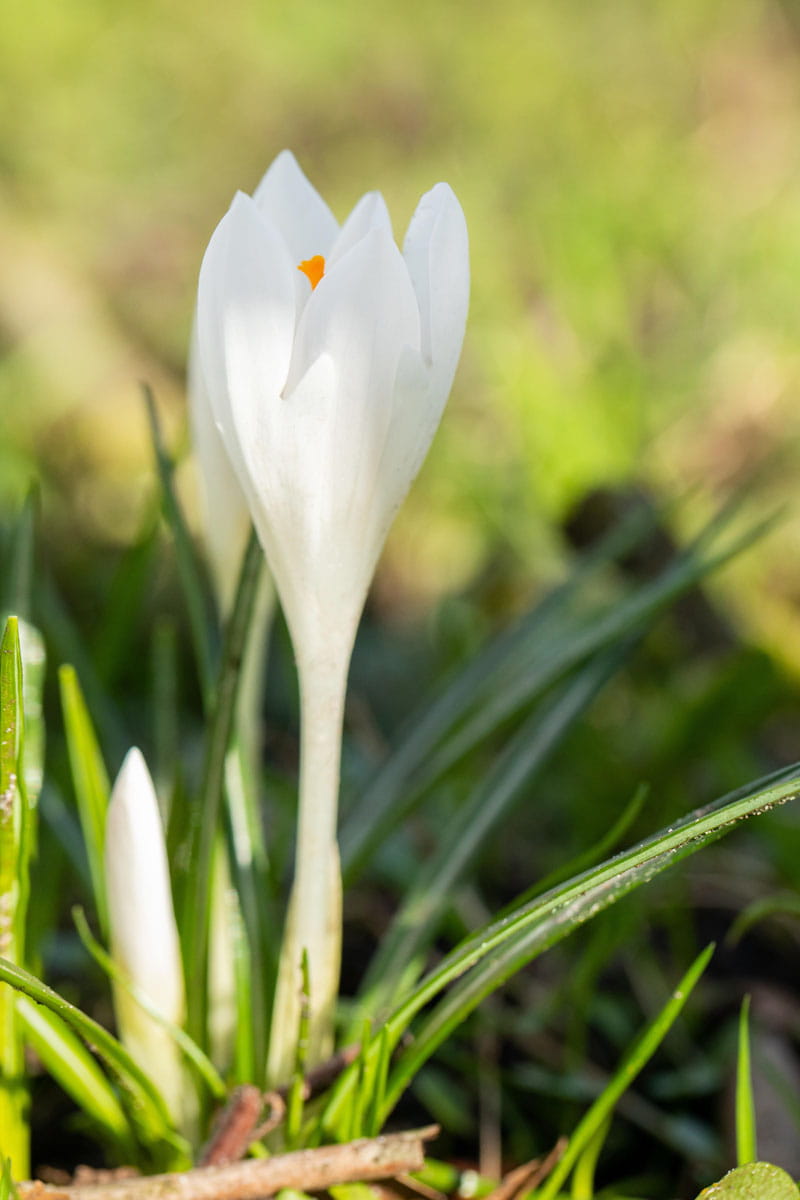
[104,748,189,1128]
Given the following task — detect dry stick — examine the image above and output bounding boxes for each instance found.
[20,1127,440,1200]
[199,1087,270,1167]
[199,1044,362,1166]
[277,1042,361,1101]
[481,1138,567,1200]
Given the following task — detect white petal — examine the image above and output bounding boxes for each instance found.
[327,192,393,268]
[403,182,469,401]
[251,352,337,570]
[196,191,297,507]
[104,749,184,1023]
[361,346,437,559]
[253,149,339,261]
[188,320,252,617]
[248,353,342,646]
[288,227,420,432]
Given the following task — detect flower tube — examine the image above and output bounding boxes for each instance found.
[196,150,469,1081]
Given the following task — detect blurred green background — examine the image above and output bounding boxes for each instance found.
[6,2,800,1185]
[4,0,800,657]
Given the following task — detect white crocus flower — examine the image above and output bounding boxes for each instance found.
[104,748,190,1129]
[196,150,469,1082]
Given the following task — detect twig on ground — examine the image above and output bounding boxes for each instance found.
[199,1086,273,1167]
[20,1126,440,1200]
[275,1042,361,1101]
[199,1044,361,1165]
[481,1138,567,1200]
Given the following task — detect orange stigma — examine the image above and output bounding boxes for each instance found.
[297,254,325,290]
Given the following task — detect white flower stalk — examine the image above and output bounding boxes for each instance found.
[196,150,469,1081]
[104,748,190,1129]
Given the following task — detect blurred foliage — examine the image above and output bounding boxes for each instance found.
[4,0,800,641]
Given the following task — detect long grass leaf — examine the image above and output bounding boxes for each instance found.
[151,619,180,813]
[223,741,273,1078]
[143,385,217,703]
[16,996,135,1157]
[536,945,714,1200]
[570,1112,611,1199]
[37,575,127,763]
[341,507,665,877]
[92,518,159,687]
[0,619,28,1177]
[182,528,264,1049]
[356,642,634,1024]
[341,504,766,883]
[402,515,766,807]
[736,996,757,1165]
[322,766,800,1136]
[72,907,226,1102]
[504,784,648,915]
[0,956,186,1167]
[380,776,797,1120]
[58,665,110,935]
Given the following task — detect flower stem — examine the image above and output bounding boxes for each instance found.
[267,641,351,1085]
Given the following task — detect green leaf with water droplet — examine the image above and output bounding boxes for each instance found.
[696,1162,799,1199]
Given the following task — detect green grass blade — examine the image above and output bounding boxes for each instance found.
[322,766,800,1137]
[0,1156,18,1200]
[355,641,636,1025]
[503,784,648,915]
[400,515,761,810]
[182,528,264,1049]
[726,893,800,946]
[339,503,665,879]
[223,741,273,1079]
[365,1024,391,1138]
[0,618,28,1178]
[381,773,796,1123]
[11,621,44,1005]
[341,504,761,885]
[58,664,110,935]
[736,995,757,1165]
[143,385,217,703]
[37,574,127,764]
[16,996,135,1158]
[38,785,90,889]
[571,1112,611,1199]
[72,907,225,1103]
[536,945,714,1200]
[91,518,159,687]
[0,955,186,1167]
[151,619,180,812]
[230,894,256,1084]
